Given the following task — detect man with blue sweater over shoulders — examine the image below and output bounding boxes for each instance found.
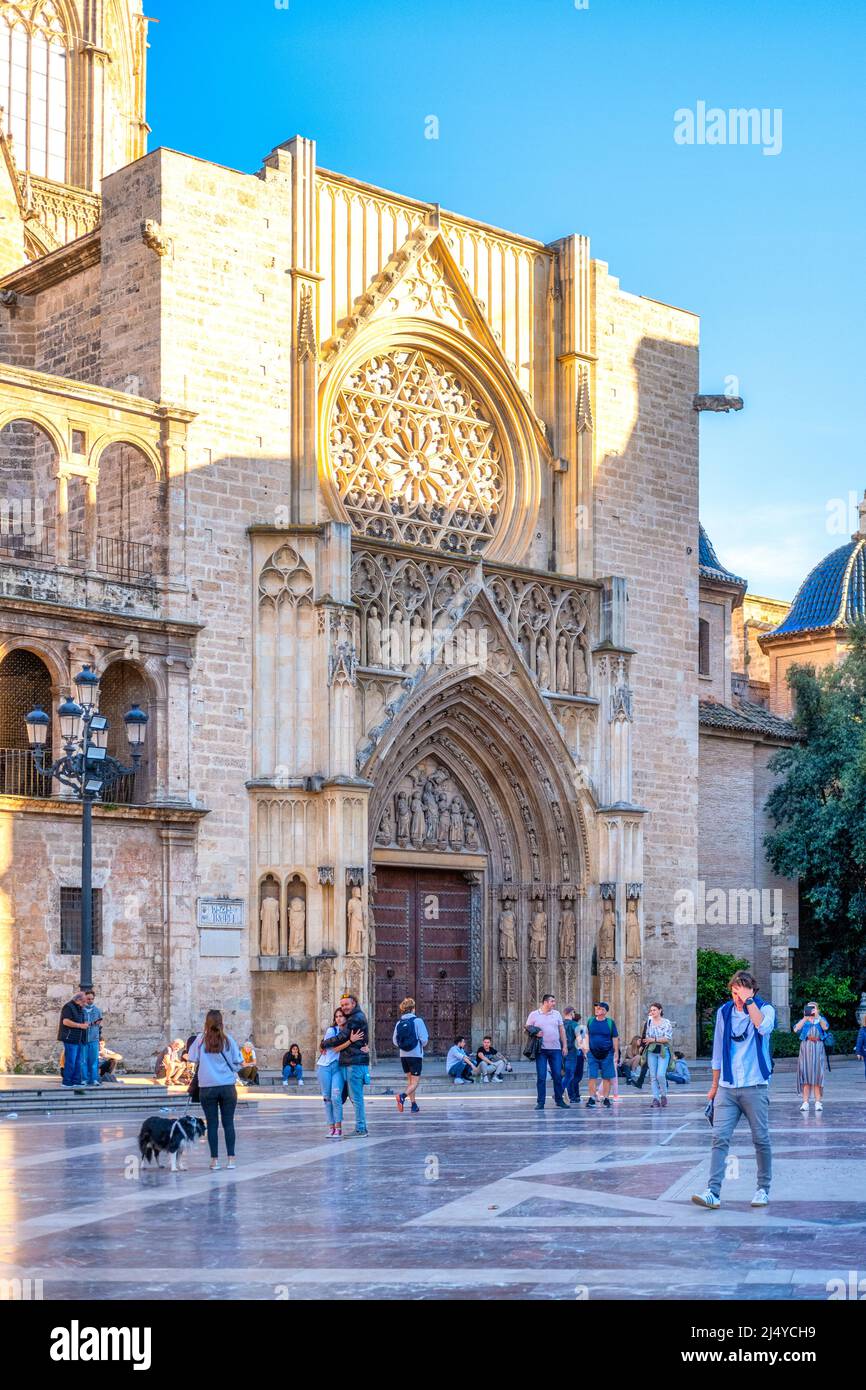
[692,969,775,1211]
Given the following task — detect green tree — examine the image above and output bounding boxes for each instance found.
[696,948,749,1052]
[790,969,856,1030]
[764,623,866,980]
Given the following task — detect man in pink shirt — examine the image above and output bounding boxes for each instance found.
[525,993,568,1110]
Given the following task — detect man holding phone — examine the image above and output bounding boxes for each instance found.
[692,969,775,1210]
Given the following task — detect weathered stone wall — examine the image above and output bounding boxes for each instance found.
[592,266,700,1047]
[698,730,798,1009]
[6,809,167,1069]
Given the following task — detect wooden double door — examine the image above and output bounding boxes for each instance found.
[373,865,472,1056]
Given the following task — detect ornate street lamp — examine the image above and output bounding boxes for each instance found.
[25,667,149,991]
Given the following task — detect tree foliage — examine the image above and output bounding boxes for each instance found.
[764,624,866,980]
[697,947,749,1023]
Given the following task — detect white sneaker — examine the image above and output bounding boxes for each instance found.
[453,1077,466,1085]
[298,1079,304,1087]
[814,1101,823,1113]
[282,1080,288,1086]
[751,1189,770,1207]
[691,1189,721,1210]
[482,1075,490,1083]
[493,1075,504,1083]
[799,1100,809,1112]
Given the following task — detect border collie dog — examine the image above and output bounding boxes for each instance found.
[138,1114,206,1171]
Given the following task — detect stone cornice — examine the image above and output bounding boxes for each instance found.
[0,362,195,426]
[0,797,208,824]
[0,594,204,638]
[0,231,101,294]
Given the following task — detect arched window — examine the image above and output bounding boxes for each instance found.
[0,647,53,797]
[698,618,710,677]
[97,660,151,804]
[0,2,68,182]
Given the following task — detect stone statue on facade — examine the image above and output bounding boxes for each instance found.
[559,904,576,959]
[537,636,551,689]
[557,636,571,694]
[625,898,641,959]
[288,896,306,955]
[464,809,480,850]
[574,637,590,694]
[396,791,410,846]
[259,893,280,955]
[599,895,616,960]
[437,792,451,849]
[410,792,426,846]
[367,604,382,666]
[347,886,366,955]
[449,796,465,850]
[498,905,518,960]
[529,902,548,959]
[376,801,394,845]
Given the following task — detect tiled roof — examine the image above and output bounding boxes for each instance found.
[765,538,866,639]
[699,525,747,588]
[699,698,797,740]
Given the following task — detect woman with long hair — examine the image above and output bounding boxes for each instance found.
[317,1007,347,1138]
[188,1009,243,1170]
[794,1000,830,1113]
[644,1002,673,1108]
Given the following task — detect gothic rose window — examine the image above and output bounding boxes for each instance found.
[330,348,505,555]
[0,1,68,182]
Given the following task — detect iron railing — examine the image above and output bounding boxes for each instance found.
[0,747,55,798]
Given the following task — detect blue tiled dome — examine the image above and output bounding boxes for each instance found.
[766,538,866,638]
[699,525,746,587]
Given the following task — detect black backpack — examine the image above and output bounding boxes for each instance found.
[395,1015,419,1050]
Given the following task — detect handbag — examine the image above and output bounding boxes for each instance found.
[187,1065,200,1103]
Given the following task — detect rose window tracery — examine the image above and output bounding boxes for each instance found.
[329,349,505,554]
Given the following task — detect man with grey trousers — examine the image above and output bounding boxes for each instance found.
[692,969,775,1211]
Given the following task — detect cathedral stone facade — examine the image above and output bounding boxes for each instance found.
[1,0,792,1070]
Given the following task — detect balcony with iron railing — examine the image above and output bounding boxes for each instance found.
[0,746,141,804]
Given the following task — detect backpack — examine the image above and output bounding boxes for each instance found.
[395,1015,419,1051]
[589,1017,615,1061]
[823,1028,835,1054]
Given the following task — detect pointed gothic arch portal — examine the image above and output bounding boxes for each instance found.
[365,670,592,1053]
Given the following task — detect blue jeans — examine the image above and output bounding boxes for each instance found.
[563,1050,583,1102]
[344,1065,367,1131]
[282,1063,304,1081]
[648,1049,670,1099]
[83,1040,100,1084]
[535,1048,564,1106]
[62,1042,82,1085]
[317,1059,343,1125]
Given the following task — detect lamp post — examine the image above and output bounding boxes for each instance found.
[24,664,148,991]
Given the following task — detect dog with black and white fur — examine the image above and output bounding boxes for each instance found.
[138,1114,206,1172]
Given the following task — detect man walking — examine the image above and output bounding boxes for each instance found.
[692,969,775,1210]
[393,996,428,1113]
[82,988,103,1087]
[335,993,370,1136]
[526,993,568,1111]
[584,1002,619,1109]
[562,1007,584,1105]
[58,989,87,1087]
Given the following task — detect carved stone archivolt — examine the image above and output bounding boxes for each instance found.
[330,348,504,555]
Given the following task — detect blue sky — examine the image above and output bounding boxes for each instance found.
[147,0,865,600]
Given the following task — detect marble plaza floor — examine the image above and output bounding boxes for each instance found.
[1,1063,865,1301]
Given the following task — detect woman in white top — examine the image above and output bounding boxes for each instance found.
[188,1009,243,1170]
[644,1003,673,1108]
[317,1006,348,1139]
